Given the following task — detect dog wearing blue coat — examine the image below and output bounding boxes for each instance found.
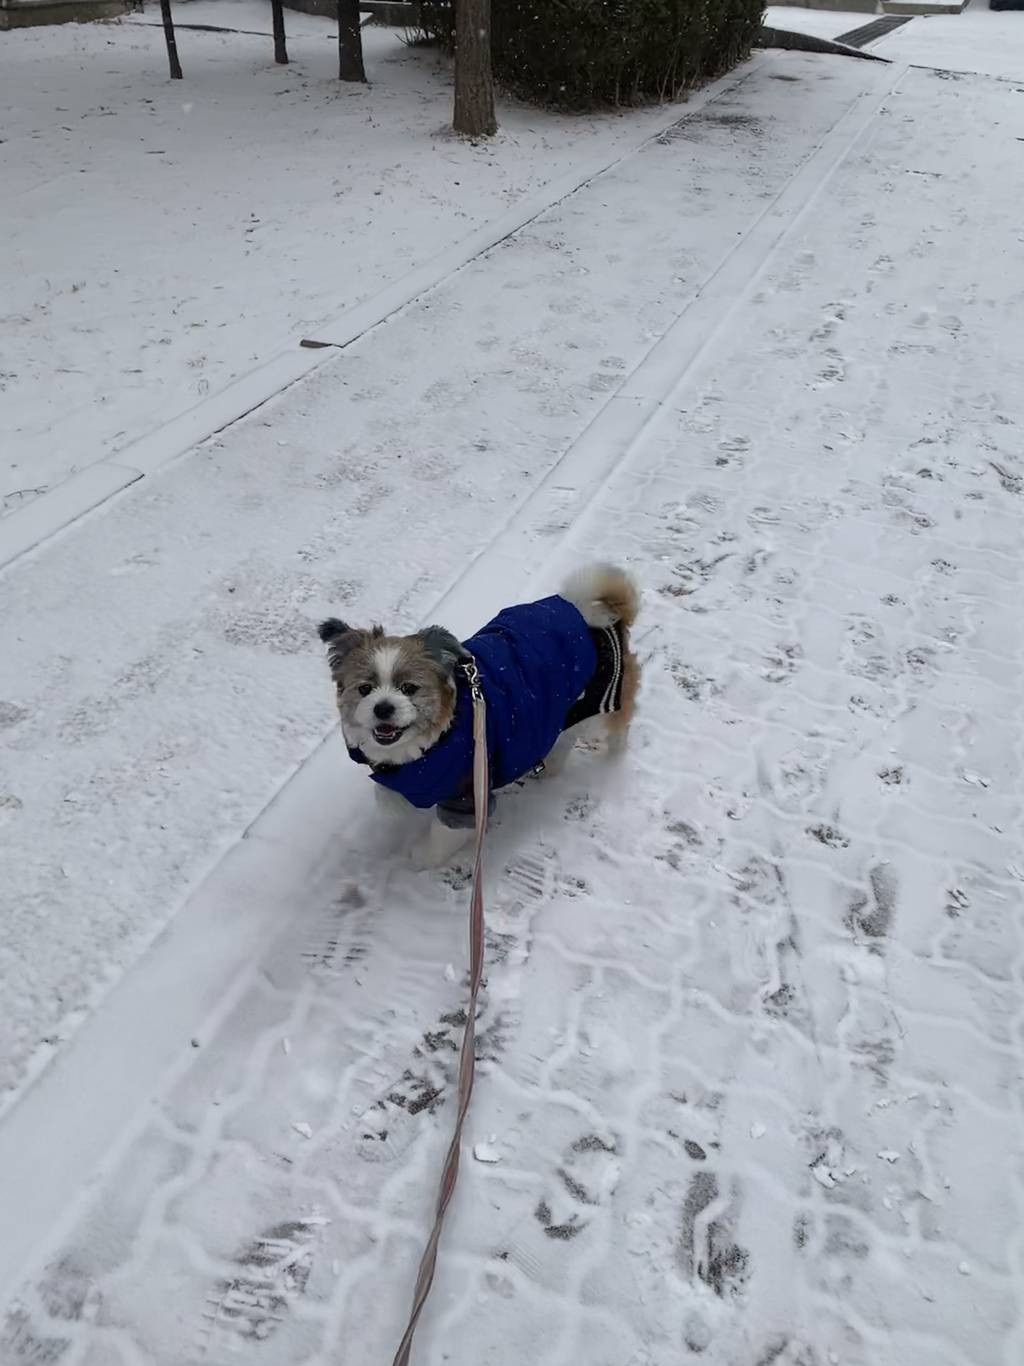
[318,564,640,867]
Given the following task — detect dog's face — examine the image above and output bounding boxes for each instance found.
[318,619,465,766]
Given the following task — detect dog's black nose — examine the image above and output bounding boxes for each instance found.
[373,700,396,720]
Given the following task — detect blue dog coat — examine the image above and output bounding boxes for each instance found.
[347,594,625,819]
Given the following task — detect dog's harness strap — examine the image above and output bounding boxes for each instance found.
[563,620,626,732]
[391,657,488,1366]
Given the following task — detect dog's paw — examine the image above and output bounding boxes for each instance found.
[409,835,440,871]
[410,821,473,870]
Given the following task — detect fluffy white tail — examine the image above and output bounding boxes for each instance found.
[560,563,640,629]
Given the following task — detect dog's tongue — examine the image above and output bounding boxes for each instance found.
[376,723,397,738]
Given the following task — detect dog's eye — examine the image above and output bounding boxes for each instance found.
[400,683,419,697]
[357,683,373,697]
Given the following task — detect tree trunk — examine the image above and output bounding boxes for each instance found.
[159,0,183,80]
[453,0,496,137]
[337,0,367,82]
[271,0,289,64]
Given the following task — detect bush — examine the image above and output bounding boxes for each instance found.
[419,0,764,110]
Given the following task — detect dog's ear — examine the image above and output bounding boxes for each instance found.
[318,618,352,645]
[319,620,385,646]
[318,618,372,681]
[418,625,468,675]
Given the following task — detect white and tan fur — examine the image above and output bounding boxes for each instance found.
[319,564,640,867]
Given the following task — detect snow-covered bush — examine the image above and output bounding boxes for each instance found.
[419,0,764,109]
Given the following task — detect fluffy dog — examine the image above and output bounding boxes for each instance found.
[319,564,640,866]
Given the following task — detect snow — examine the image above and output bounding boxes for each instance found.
[1,0,674,515]
[764,7,871,41]
[766,0,1024,74]
[0,30,863,1114]
[473,1139,502,1164]
[2,8,1024,1366]
[875,0,1024,76]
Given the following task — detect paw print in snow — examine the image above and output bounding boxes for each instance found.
[761,642,802,684]
[534,1135,620,1240]
[564,794,597,823]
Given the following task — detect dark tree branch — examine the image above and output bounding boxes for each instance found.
[159,0,183,80]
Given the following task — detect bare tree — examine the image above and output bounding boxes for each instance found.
[159,0,183,80]
[338,0,367,82]
[453,0,496,137]
[271,0,289,64]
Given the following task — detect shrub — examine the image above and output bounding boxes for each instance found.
[419,0,764,110]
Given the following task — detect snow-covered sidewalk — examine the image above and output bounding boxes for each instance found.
[1,0,674,542]
[2,21,1024,1366]
[0,42,879,1112]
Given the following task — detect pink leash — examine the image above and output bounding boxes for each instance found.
[391,657,489,1366]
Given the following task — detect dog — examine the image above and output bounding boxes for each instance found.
[318,564,640,867]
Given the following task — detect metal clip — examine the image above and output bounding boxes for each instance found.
[462,657,483,702]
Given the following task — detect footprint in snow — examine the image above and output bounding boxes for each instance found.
[678,1171,750,1299]
[301,884,371,977]
[199,1218,321,1353]
[357,1001,510,1162]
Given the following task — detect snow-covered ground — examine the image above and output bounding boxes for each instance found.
[1,0,673,516]
[764,7,872,41]
[2,9,1024,1366]
[766,0,1024,66]
[1,29,869,1119]
[875,0,1024,76]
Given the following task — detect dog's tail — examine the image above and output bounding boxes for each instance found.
[560,563,640,630]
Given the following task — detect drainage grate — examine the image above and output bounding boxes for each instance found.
[835,15,912,48]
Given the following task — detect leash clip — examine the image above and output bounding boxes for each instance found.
[462,656,483,704]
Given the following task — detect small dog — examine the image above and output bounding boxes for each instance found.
[318,564,640,866]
